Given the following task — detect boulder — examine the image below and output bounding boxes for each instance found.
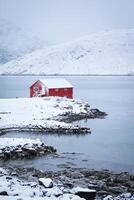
[121,193,132,198]
[115,173,130,183]
[44,186,63,197]
[108,186,126,194]
[72,187,96,200]
[103,195,113,200]
[0,191,8,195]
[38,177,53,188]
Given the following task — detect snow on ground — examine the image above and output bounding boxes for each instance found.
[0,97,89,133]
[0,168,133,200]
[0,168,85,200]
[0,138,41,149]
[0,28,134,75]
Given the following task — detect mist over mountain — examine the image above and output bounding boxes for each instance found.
[0,19,42,64]
[0,28,134,75]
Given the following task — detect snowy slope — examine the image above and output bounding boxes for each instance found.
[0,28,134,75]
[0,19,42,64]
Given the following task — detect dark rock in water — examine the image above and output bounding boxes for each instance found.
[89,108,107,119]
[75,190,96,200]
[58,106,107,123]
[0,191,8,195]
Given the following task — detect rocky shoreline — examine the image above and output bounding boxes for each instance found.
[57,108,107,123]
[0,125,91,136]
[0,138,56,160]
[1,166,133,200]
[0,108,106,135]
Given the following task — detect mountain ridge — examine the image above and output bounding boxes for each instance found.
[0,18,42,64]
[0,28,134,75]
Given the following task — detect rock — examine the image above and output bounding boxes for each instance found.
[89,108,107,118]
[108,186,126,194]
[0,141,56,160]
[97,190,109,196]
[130,175,134,181]
[121,192,132,198]
[27,148,37,156]
[71,172,84,179]
[10,172,18,176]
[115,173,130,183]
[0,191,8,195]
[64,181,74,188]
[97,180,107,190]
[128,181,134,188]
[44,186,63,197]
[103,195,113,200]
[88,183,100,190]
[72,187,96,200]
[38,177,53,188]
[62,193,85,200]
[76,191,96,200]
[6,176,12,180]
[30,182,38,187]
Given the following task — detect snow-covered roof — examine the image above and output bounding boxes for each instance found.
[39,79,73,89]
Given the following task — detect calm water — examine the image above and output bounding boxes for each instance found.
[0,76,134,173]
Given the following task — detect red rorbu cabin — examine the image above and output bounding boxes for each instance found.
[30,79,73,99]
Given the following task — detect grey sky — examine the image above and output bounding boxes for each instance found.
[0,0,134,44]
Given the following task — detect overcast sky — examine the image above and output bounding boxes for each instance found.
[0,0,134,44]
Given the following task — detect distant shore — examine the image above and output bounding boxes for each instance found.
[0,74,134,76]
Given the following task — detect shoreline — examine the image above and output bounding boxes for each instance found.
[0,74,134,76]
[10,166,134,196]
[0,165,133,199]
[0,126,91,136]
[0,97,106,134]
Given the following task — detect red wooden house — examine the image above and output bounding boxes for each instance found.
[30,79,73,99]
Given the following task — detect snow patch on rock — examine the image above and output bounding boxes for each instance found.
[39,178,53,188]
[0,138,56,160]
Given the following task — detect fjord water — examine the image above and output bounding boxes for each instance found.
[0,76,134,173]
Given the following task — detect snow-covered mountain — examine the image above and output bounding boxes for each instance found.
[0,28,134,75]
[0,19,41,64]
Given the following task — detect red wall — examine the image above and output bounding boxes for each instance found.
[30,81,73,99]
[49,88,73,99]
[30,81,43,97]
